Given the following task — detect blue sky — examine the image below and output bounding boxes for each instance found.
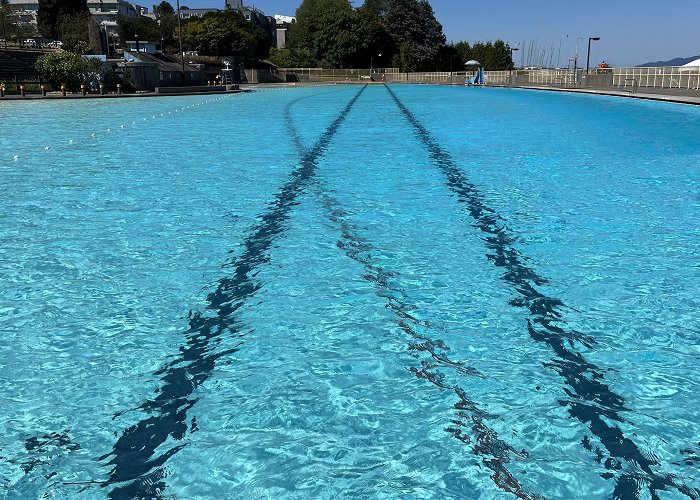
[178,0,700,67]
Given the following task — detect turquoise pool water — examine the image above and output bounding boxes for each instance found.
[0,85,699,499]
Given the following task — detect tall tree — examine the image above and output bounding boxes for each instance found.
[154,1,175,18]
[357,1,393,68]
[180,11,269,59]
[287,0,352,65]
[383,0,445,71]
[116,15,161,48]
[37,0,88,40]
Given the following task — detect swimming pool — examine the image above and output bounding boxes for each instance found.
[1,85,698,499]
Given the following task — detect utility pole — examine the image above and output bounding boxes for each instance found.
[176,0,185,84]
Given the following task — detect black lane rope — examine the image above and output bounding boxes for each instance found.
[384,85,699,500]
[284,91,540,499]
[98,85,368,499]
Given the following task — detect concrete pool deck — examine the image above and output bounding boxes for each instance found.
[0,87,249,100]
[2,82,699,107]
[513,85,700,106]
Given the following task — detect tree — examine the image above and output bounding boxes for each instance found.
[116,14,161,48]
[180,11,269,59]
[154,1,175,18]
[383,0,445,71]
[37,0,88,40]
[287,0,353,65]
[268,47,294,67]
[356,2,393,68]
[36,50,109,90]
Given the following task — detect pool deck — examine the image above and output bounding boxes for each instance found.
[0,88,249,100]
[3,82,700,107]
[513,85,700,106]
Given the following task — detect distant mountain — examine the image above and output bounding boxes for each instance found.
[637,55,700,67]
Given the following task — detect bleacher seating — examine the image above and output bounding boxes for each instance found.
[0,50,42,81]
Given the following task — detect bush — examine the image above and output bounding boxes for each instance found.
[36,51,109,91]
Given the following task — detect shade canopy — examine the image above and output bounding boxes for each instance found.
[464,60,481,66]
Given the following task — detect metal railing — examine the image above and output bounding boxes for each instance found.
[388,71,466,83]
[610,66,700,90]
[278,67,399,82]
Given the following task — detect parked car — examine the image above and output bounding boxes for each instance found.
[46,40,63,48]
[22,39,37,48]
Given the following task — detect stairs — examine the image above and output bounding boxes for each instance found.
[0,50,42,81]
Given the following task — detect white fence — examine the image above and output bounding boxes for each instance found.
[277,66,700,92]
[610,66,700,90]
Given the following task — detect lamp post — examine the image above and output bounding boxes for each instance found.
[509,46,519,79]
[370,53,381,80]
[586,36,600,74]
[573,36,584,84]
[176,0,185,84]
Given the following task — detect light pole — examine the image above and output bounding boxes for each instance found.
[509,46,519,79]
[370,53,381,80]
[586,36,600,74]
[176,0,185,84]
[573,36,584,84]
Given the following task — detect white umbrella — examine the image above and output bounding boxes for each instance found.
[464,60,481,66]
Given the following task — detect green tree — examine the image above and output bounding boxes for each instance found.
[356,2,393,68]
[154,1,175,18]
[59,12,91,51]
[116,14,161,48]
[451,39,514,71]
[268,47,294,67]
[454,41,472,67]
[312,8,363,68]
[287,0,353,66]
[37,0,88,40]
[384,0,445,71]
[180,11,269,59]
[36,50,108,90]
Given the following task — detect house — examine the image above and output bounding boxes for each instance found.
[124,49,205,90]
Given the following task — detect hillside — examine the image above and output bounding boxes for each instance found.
[637,54,700,67]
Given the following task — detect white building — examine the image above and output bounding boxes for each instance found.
[5,0,39,29]
[6,0,147,39]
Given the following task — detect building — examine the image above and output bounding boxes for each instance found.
[224,0,276,48]
[5,0,39,32]
[124,49,205,89]
[175,8,221,20]
[5,0,147,40]
[274,15,294,50]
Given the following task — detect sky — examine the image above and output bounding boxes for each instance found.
[178,0,700,67]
